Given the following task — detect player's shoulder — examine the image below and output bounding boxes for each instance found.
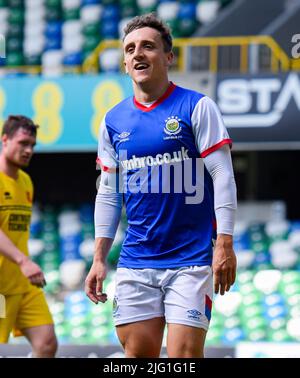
[0,171,11,187]
[175,84,206,101]
[105,96,132,120]
[174,85,216,115]
[18,170,33,189]
[178,86,220,112]
[174,84,209,108]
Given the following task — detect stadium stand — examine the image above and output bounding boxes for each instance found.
[1,0,299,75]
[0,0,234,74]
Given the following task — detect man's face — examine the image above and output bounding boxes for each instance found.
[2,128,36,168]
[123,27,173,86]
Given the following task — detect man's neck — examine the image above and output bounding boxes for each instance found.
[0,155,19,180]
[133,79,170,103]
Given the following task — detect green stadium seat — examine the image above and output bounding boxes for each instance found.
[102,0,117,5]
[6,37,23,53]
[177,18,198,37]
[6,51,24,65]
[83,35,101,52]
[63,7,80,20]
[82,22,99,37]
[8,0,23,7]
[268,329,291,342]
[9,9,25,25]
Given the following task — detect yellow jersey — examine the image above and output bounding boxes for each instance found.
[0,170,33,295]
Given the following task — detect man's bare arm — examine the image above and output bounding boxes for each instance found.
[0,229,46,287]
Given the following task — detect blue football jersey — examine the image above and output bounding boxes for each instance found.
[97,83,231,268]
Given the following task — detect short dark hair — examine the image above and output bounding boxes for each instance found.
[2,115,39,138]
[123,13,173,53]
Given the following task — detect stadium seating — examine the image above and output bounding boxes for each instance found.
[0,0,233,74]
[27,202,300,345]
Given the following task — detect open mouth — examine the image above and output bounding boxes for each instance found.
[134,63,150,71]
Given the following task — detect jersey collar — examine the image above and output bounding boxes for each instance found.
[133,82,176,112]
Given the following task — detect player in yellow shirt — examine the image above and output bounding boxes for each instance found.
[0,115,57,357]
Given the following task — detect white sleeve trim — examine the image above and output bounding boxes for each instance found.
[97,116,118,171]
[191,96,231,157]
[203,145,237,235]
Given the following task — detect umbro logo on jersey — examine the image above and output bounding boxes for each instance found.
[118,131,130,143]
[164,116,182,139]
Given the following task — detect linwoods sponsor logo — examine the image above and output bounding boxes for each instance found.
[0,34,5,58]
[120,147,189,170]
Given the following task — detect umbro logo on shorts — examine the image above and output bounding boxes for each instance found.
[187,309,202,320]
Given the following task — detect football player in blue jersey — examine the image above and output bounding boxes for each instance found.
[85,13,237,358]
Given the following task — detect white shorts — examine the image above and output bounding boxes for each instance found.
[113,265,213,330]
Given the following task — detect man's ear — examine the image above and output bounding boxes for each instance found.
[123,61,128,74]
[166,51,174,68]
[1,134,8,146]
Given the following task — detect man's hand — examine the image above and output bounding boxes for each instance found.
[19,257,46,288]
[212,234,236,295]
[85,260,108,304]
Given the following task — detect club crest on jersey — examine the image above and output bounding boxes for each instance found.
[164,116,182,136]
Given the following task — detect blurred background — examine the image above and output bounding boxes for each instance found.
[0,0,300,358]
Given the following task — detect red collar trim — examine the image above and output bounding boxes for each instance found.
[133,82,176,112]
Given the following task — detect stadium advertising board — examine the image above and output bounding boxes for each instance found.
[0,75,132,152]
[1,72,299,151]
[216,73,300,150]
